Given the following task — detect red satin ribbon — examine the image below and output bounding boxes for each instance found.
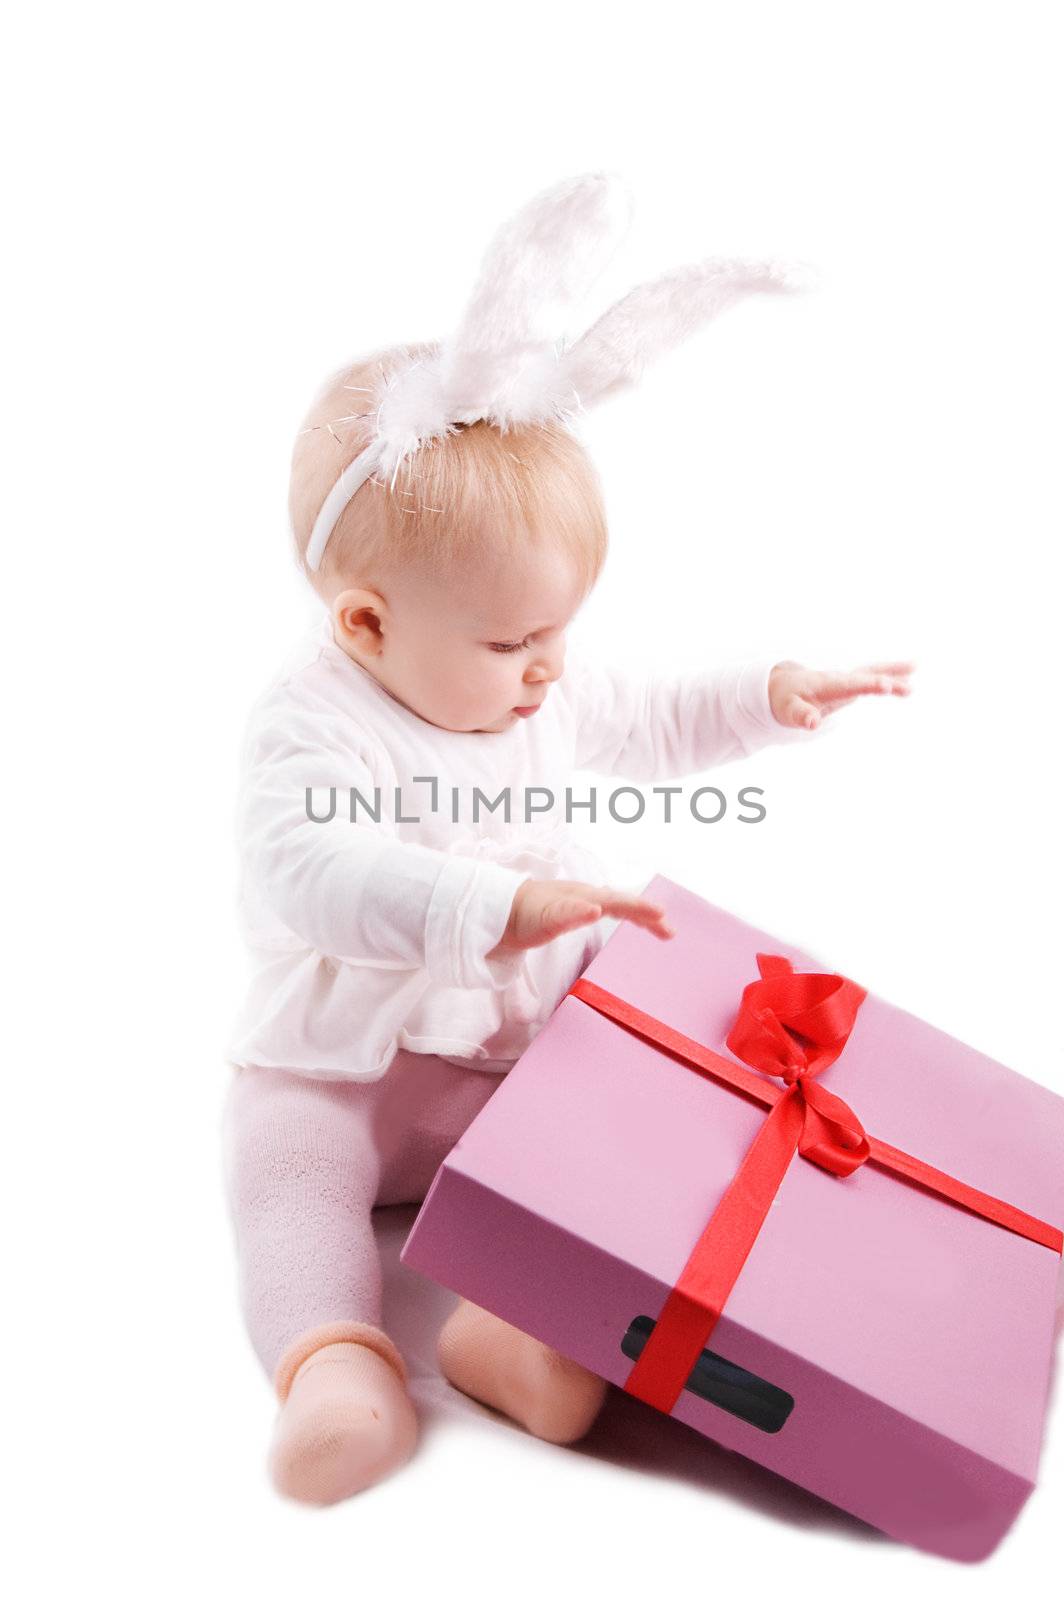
[566,956,1063,1416]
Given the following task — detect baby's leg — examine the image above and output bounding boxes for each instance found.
[222,1065,417,1503]
[437,1301,608,1444]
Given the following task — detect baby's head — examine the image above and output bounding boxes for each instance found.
[290,345,608,734]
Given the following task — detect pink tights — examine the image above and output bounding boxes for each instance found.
[223,1050,609,1503]
[221,1050,501,1381]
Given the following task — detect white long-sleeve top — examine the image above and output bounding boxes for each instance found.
[227,616,812,1081]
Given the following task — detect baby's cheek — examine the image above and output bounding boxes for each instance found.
[477,657,514,700]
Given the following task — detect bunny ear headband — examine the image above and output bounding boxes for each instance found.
[305,171,801,572]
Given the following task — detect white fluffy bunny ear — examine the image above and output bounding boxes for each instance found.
[560,257,803,408]
[305,177,809,573]
[440,170,633,422]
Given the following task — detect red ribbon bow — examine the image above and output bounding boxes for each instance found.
[727,953,870,1178]
[566,953,1062,1417]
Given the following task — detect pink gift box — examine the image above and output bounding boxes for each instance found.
[401,875,1064,1559]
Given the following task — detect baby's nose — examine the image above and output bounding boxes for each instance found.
[524,638,565,686]
[525,660,561,685]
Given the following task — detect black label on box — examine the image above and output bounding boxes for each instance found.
[621,1316,795,1433]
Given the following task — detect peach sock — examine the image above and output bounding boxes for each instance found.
[269,1321,418,1505]
[437,1300,608,1444]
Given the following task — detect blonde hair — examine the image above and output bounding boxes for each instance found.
[289,344,609,597]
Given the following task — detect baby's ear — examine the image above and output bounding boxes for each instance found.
[560,257,806,409]
[440,172,633,414]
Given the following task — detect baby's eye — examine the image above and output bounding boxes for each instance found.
[489,639,529,654]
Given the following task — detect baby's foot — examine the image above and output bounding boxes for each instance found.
[269,1327,418,1505]
[437,1299,607,1444]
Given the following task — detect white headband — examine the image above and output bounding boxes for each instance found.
[305,440,385,573]
[304,171,800,572]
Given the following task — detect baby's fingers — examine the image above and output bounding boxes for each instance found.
[544,896,603,936]
[815,667,910,704]
[595,892,675,939]
[866,660,916,679]
[780,693,823,730]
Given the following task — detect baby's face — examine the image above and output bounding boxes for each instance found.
[333,542,588,735]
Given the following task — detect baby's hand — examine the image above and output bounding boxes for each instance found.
[489,879,675,957]
[768,660,914,731]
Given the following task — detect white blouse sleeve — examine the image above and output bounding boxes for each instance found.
[238,691,530,990]
[563,646,819,780]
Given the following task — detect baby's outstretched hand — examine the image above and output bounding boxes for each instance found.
[489,879,675,957]
[768,659,914,731]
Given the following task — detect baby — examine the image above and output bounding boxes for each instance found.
[223,177,911,1507]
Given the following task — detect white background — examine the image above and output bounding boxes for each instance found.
[5,2,1062,1595]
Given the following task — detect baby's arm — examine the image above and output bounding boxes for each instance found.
[563,644,910,781]
[242,696,529,990]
